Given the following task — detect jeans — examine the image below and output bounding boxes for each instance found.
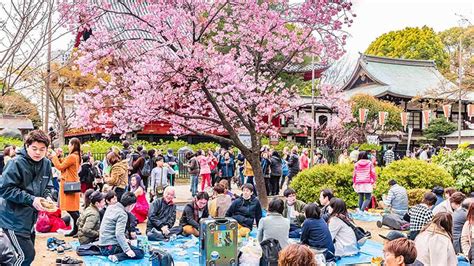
[3,229,35,266]
[99,244,145,261]
[288,223,302,238]
[190,175,198,197]
[358,193,372,211]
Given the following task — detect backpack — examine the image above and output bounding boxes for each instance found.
[281,159,289,176]
[141,159,152,177]
[150,248,174,266]
[90,165,100,179]
[340,217,371,246]
[259,238,281,266]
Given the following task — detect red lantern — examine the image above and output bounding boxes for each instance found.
[378,111,388,130]
[468,104,474,119]
[400,112,409,131]
[422,110,431,129]
[442,104,451,121]
[358,108,369,124]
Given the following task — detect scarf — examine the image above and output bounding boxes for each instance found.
[193,199,200,222]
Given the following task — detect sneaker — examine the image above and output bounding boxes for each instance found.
[47,238,57,251]
[56,245,65,254]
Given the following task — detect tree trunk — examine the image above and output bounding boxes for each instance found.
[242,150,268,208]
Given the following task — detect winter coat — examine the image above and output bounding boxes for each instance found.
[179,202,209,229]
[352,159,376,193]
[0,229,16,265]
[287,153,300,176]
[261,158,271,178]
[414,224,457,266]
[199,155,212,175]
[209,194,232,218]
[78,205,101,244]
[244,160,254,177]
[0,148,53,234]
[187,157,200,176]
[461,222,473,259]
[218,157,235,177]
[52,152,80,211]
[225,195,262,229]
[301,218,335,261]
[106,160,129,189]
[146,197,177,232]
[269,156,282,177]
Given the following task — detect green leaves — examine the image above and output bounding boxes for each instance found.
[432,147,474,193]
[351,94,403,131]
[423,117,457,140]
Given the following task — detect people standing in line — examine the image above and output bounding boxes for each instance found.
[164,149,178,186]
[349,146,360,163]
[319,189,334,222]
[179,192,209,237]
[327,198,359,257]
[353,151,377,212]
[185,151,200,197]
[218,151,234,185]
[129,174,149,223]
[299,148,309,170]
[287,146,300,185]
[209,184,232,218]
[0,130,54,265]
[407,192,437,240]
[300,203,335,261]
[269,151,282,196]
[104,151,129,201]
[225,183,262,237]
[51,137,82,237]
[461,203,474,263]
[338,149,351,164]
[383,146,395,166]
[77,191,105,245]
[380,180,409,218]
[414,212,457,266]
[198,150,212,192]
[149,157,175,201]
[257,198,290,249]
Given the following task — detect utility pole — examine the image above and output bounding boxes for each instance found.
[310,54,315,167]
[457,36,462,144]
[44,1,52,132]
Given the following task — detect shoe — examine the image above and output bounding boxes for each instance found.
[54,238,66,245]
[56,245,65,254]
[47,238,57,251]
[61,256,83,264]
[376,220,383,228]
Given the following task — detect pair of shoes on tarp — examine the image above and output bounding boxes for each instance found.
[47,237,72,254]
[56,256,83,265]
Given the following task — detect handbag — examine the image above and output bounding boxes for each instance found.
[63,182,81,193]
[340,216,371,246]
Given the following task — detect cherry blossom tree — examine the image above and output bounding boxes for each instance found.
[60,0,354,206]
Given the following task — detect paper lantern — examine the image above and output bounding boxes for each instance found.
[378,111,389,130]
[400,112,409,131]
[442,104,451,121]
[422,110,432,129]
[468,104,474,119]
[358,108,369,124]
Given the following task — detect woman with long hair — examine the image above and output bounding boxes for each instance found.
[104,151,129,201]
[353,151,377,212]
[129,174,149,223]
[461,203,474,263]
[414,212,457,265]
[51,137,81,237]
[327,198,359,257]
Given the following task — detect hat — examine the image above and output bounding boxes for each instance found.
[379,231,406,241]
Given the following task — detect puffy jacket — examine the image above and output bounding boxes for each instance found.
[225,195,262,229]
[78,205,101,244]
[106,160,129,189]
[269,156,282,177]
[219,157,235,177]
[353,159,376,185]
[261,158,270,178]
[287,153,300,175]
[179,202,209,229]
[0,148,53,234]
[147,197,177,232]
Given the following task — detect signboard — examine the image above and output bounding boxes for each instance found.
[238,130,252,149]
[366,135,379,145]
[270,135,279,146]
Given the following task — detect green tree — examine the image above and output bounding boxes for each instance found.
[423,117,457,140]
[351,94,402,132]
[366,26,450,70]
[0,91,41,128]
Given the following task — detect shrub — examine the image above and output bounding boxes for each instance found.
[375,158,454,199]
[349,142,382,152]
[291,163,381,208]
[432,145,474,193]
[0,136,23,149]
[407,189,430,206]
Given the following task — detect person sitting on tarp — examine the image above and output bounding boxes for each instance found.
[380,180,408,218]
[179,192,209,237]
[282,188,306,238]
[97,192,144,263]
[77,191,105,245]
[225,183,262,237]
[147,186,182,241]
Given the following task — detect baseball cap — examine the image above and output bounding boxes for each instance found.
[379,231,406,241]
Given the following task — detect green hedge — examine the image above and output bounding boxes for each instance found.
[432,144,474,193]
[375,158,455,199]
[0,136,23,149]
[291,163,381,208]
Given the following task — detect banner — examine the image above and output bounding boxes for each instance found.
[280,116,286,126]
[468,104,474,119]
[358,108,369,124]
[407,127,413,155]
[422,110,431,129]
[378,111,389,130]
[400,112,410,131]
[442,104,451,121]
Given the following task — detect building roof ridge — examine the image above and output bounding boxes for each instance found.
[360,53,436,67]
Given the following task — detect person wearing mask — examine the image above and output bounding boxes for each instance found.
[414,212,457,266]
[278,244,317,266]
[209,184,232,218]
[383,238,418,266]
[257,198,290,249]
[179,192,209,237]
[380,180,409,218]
[79,155,95,193]
[77,191,106,244]
[338,149,351,164]
[453,198,474,253]
[50,137,82,237]
[408,192,437,240]
[461,203,474,263]
[104,151,129,201]
[225,183,262,237]
[432,187,458,215]
[353,151,377,212]
[282,188,306,238]
[383,146,395,166]
[164,149,178,186]
[300,203,335,261]
[0,130,54,265]
[185,151,200,197]
[287,146,300,185]
[147,186,182,241]
[149,157,175,200]
[327,198,359,257]
[98,192,144,262]
[218,151,234,185]
[129,174,149,223]
[268,151,282,196]
[319,189,334,222]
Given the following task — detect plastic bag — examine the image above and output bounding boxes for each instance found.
[36,211,52,233]
[238,238,262,266]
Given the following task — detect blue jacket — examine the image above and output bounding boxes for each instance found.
[218,157,235,177]
[225,195,262,229]
[301,218,335,261]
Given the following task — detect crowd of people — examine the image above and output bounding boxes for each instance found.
[0,130,473,265]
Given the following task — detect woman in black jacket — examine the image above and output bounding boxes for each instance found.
[269,151,282,196]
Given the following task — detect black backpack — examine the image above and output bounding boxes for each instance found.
[260,238,281,266]
[150,248,174,266]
